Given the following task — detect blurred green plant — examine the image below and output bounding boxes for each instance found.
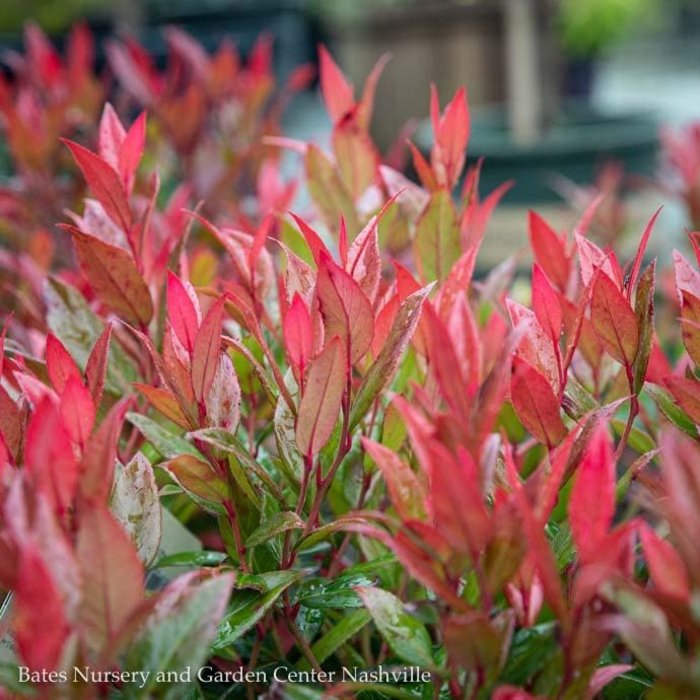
[558,0,661,58]
[0,0,108,33]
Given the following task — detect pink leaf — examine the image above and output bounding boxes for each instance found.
[591,271,639,367]
[77,502,146,653]
[46,334,82,393]
[568,423,615,563]
[192,296,225,404]
[316,253,374,366]
[205,353,241,432]
[63,139,132,232]
[319,45,354,123]
[639,523,690,602]
[85,323,113,407]
[296,336,347,457]
[528,212,569,290]
[167,271,200,355]
[362,438,427,521]
[511,359,566,448]
[430,85,469,189]
[14,544,70,673]
[64,225,153,326]
[60,375,95,447]
[532,264,562,348]
[284,293,313,382]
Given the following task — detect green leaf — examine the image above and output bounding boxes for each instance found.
[110,452,161,566]
[127,413,203,460]
[212,570,304,651]
[297,609,371,670]
[501,622,558,686]
[355,587,434,667]
[44,276,136,394]
[413,190,460,282]
[124,574,234,699]
[246,511,305,548]
[154,551,228,568]
[611,418,655,454]
[632,261,655,394]
[305,144,359,232]
[297,572,377,610]
[296,516,371,552]
[645,386,699,440]
[161,455,229,515]
[188,427,282,508]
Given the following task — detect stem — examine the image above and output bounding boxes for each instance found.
[284,618,325,677]
[224,500,249,573]
[614,366,640,464]
[327,471,371,578]
[281,454,313,569]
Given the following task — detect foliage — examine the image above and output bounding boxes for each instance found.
[557,0,661,58]
[1,22,700,700]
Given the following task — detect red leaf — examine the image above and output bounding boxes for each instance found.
[673,250,700,300]
[163,455,229,513]
[591,272,639,367]
[576,234,620,288]
[289,213,331,267]
[528,212,569,290]
[46,334,82,393]
[505,445,569,626]
[511,359,566,448]
[119,111,146,192]
[430,443,492,558]
[14,544,70,673]
[79,398,129,501]
[430,85,469,190]
[319,45,354,123]
[639,523,690,602]
[362,438,427,520]
[191,296,225,404]
[357,53,389,130]
[85,323,112,406]
[408,141,438,192]
[167,271,200,355]
[680,290,700,366]
[64,225,153,326]
[60,376,95,447]
[284,293,313,382]
[626,207,662,300]
[532,264,562,348]
[134,383,189,429]
[98,103,126,172]
[568,423,615,563]
[296,336,347,457]
[63,139,132,232]
[24,398,77,515]
[77,502,145,653]
[347,212,382,303]
[492,688,541,700]
[332,120,379,199]
[424,302,471,422]
[316,253,374,366]
[506,300,561,395]
[664,375,700,424]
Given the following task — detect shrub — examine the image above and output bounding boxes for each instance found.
[1,24,700,700]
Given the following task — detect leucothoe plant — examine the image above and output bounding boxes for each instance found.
[1,29,700,700]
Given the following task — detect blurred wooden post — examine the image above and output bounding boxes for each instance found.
[504,0,544,145]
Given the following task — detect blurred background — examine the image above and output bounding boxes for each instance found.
[2,0,700,263]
